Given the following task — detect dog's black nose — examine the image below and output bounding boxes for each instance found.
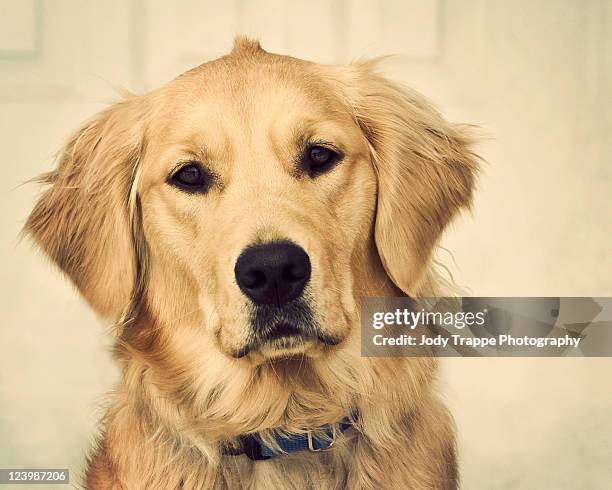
[234,241,311,306]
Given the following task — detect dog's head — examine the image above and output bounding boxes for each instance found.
[26,39,477,419]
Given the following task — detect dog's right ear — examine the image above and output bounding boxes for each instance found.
[25,97,146,319]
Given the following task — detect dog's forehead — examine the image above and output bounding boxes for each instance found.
[153,51,349,144]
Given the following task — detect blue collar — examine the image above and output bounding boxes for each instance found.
[222,418,355,461]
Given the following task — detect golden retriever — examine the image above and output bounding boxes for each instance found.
[26,38,478,489]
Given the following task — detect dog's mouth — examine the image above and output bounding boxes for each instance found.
[231,300,341,358]
[232,321,340,359]
[258,322,313,354]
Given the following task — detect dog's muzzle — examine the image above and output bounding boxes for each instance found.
[232,240,339,356]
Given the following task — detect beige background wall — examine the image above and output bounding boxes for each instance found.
[1,1,611,488]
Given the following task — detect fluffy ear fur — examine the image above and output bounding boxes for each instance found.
[347,62,479,295]
[25,97,146,319]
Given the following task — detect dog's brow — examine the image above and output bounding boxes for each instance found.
[167,136,232,176]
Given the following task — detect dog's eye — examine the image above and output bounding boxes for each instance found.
[304,145,340,175]
[169,163,211,193]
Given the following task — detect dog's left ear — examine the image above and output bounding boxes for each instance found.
[345,62,479,295]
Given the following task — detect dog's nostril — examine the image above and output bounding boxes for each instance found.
[243,270,267,289]
[282,263,308,282]
[234,241,311,307]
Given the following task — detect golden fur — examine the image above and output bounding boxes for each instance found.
[26,38,479,489]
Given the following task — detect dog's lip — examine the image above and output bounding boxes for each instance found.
[264,322,343,347]
[265,322,304,340]
[230,323,342,358]
[229,323,307,358]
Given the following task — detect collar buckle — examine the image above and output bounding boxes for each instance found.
[307,424,338,452]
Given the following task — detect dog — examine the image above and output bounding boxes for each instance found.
[26,38,478,489]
